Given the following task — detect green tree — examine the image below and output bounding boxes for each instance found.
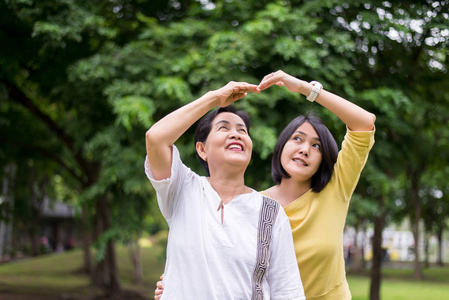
[421,165,449,266]
[2,1,449,300]
[0,0,161,295]
[333,3,449,299]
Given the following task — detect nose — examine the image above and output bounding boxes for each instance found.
[229,129,242,140]
[299,145,309,157]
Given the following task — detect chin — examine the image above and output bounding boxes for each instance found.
[229,158,251,168]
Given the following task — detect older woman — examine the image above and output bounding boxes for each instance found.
[145,81,305,299]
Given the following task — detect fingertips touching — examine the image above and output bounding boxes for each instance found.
[257,81,272,90]
[241,84,259,92]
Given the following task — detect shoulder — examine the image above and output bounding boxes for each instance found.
[259,194,289,229]
[259,186,276,198]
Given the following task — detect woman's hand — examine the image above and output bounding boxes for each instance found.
[258,70,304,93]
[211,81,260,107]
[154,274,164,300]
[259,71,375,131]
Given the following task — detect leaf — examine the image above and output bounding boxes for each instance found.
[111,95,156,130]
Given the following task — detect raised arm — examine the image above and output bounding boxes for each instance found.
[145,81,259,180]
[258,70,376,131]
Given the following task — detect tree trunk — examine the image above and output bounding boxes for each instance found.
[29,227,39,256]
[370,195,386,300]
[436,226,443,266]
[410,218,423,278]
[351,221,363,273]
[0,164,17,259]
[361,223,367,270]
[106,236,121,295]
[29,178,43,257]
[129,234,143,284]
[92,195,122,295]
[424,232,430,268]
[410,169,423,279]
[81,207,93,274]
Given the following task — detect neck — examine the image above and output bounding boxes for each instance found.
[208,175,248,205]
[267,179,311,207]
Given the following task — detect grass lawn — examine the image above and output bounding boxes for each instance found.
[0,243,166,299]
[1,243,448,299]
[348,266,449,300]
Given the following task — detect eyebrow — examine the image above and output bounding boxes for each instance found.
[215,120,247,128]
[295,130,321,142]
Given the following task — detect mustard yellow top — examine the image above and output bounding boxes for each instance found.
[262,129,375,299]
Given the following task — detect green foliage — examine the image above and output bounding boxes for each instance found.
[93,227,123,262]
[251,125,279,160]
[112,95,155,130]
[2,0,449,293]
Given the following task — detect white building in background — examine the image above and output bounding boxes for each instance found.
[343,222,449,263]
[381,228,416,261]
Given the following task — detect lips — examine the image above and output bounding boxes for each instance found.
[226,142,244,151]
[293,158,308,166]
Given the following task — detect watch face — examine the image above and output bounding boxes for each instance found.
[307,81,322,102]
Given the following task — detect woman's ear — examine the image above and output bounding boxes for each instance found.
[196,142,207,161]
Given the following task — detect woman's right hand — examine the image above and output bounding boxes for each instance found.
[154,274,164,300]
[258,70,376,131]
[211,81,260,107]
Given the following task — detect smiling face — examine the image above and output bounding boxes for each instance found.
[196,112,252,176]
[280,122,323,183]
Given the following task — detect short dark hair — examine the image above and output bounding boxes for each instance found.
[271,115,338,193]
[194,105,251,176]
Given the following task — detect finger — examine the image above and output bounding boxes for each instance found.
[232,84,259,94]
[258,79,277,90]
[258,79,277,91]
[226,92,247,103]
[234,81,259,87]
[259,78,285,90]
[261,71,278,81]
[258,71,282,90]
[233,92,247,101]
[156,281,164,288]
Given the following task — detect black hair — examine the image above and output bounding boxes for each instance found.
[271,115,338,193]
[194,105,251,176]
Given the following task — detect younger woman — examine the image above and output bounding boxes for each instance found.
[259,70,375,299]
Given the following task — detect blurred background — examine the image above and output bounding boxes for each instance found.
[0,0,448,299]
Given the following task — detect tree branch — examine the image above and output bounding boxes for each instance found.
[2,79,100,186]
[0,137,85,184]
[3,79,75,150]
